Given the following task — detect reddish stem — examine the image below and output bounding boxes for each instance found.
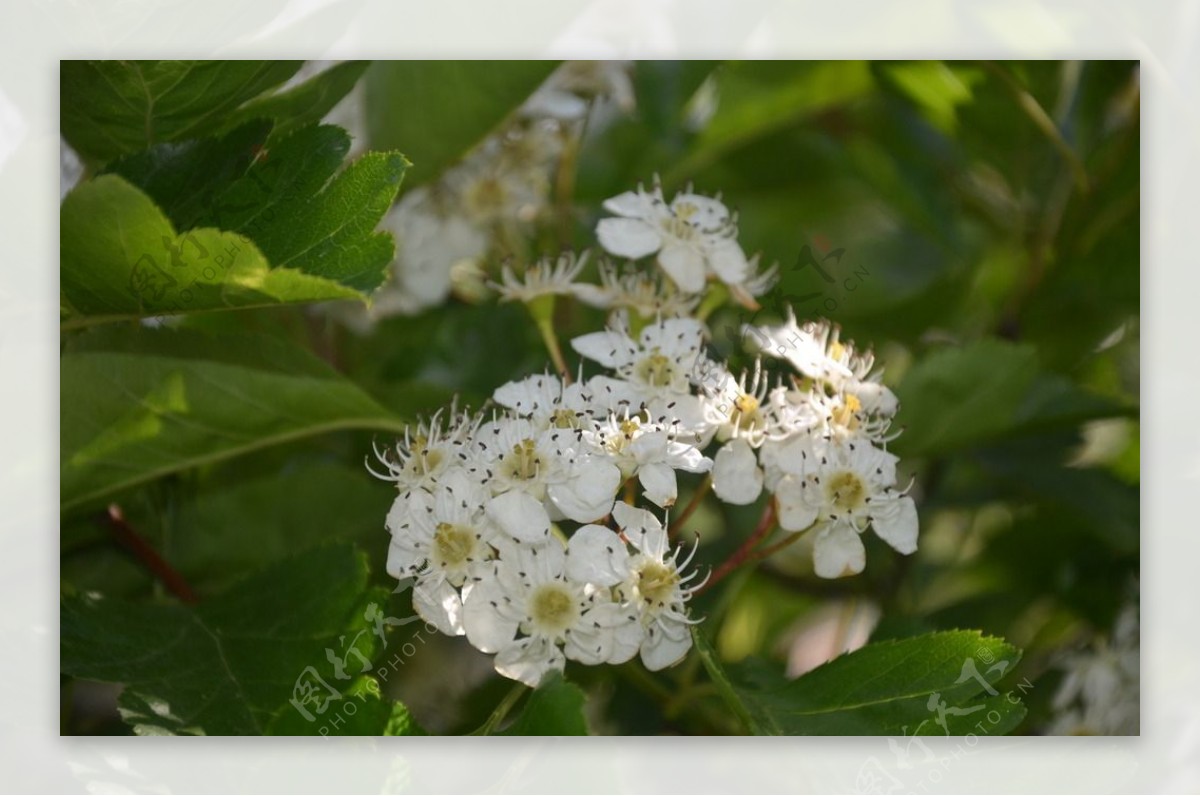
[105,504,198,604]
[696,499,777,596]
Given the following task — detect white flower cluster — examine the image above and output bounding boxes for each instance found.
[373,177,920,686]
[371,373,710,686]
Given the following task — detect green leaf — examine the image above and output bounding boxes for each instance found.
[139,460,395,595]
[102,121,273,231]
[384,702,428,736]
[364,60,559,187]
[196,124,407,291]
[61,60,303,162]
[665,61,876,183]
[893,340,1131,458]
[499,673,589,736]
[61,544,393,735]
[221,61,372,139]
[61,174,365,327]
[893,340,1039,457]
[722,631,1026,735]
[60,327,407,512]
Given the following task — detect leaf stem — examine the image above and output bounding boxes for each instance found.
[473,681,527,735]
[104,503,198,604]
[533,312,573,384]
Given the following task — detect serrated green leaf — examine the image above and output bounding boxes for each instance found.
[60,327,407,512]
[701,629,1026,735]
[102,121,273,231]
[364,60,558,187]
[195,124,407,291]
[222,60,372,139]
[61,60,303,162]
[61,544,393,735]
[499,673,589,736]
[61,174,365,327]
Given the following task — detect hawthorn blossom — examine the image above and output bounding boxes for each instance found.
[463,537,637,687]
[771,438,918,578]
[596,180,762,301]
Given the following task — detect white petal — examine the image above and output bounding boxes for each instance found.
[657,242,707,293]
[664,440,712,473]
[812,523,866,579]
[571,329,637,369]
[412,576,464,636]
[705,236,749,284]
[485,491,551,544]
[565,524,631,587]
[385,536,424,579]
[638,462,679,508]
[711,439,764,505]
[549,460,622,523]
[870,495,919,555]
[612,501,668,560]
[462,575,520,653]
[597,217,663,259]
[608,614,645,664]
[564,603,625,665]
[775,475,819,532]
[641,619,693,670]
[494,636,565,688]
[603,190,658,218]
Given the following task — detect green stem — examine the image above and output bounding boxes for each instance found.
[471,681,527,735]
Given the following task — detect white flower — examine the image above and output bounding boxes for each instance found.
[368,405,478,494]
[463,538,636,687]
[746,310,892,395]
[566,503,701,670]
[375,187,489,315]
[571,315,713,441]
[711,438,764,505]
[596,179,751,296]
[492,372,597,431]
[469,416,621,523]
[697,358,779,445]
[493,250,590,304]
[580,409,712,508]
[573,259,701,319]
[771,438,918,578]
[385,469,498,635]
[1049,600,1139,735]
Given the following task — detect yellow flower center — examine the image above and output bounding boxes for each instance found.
[826,470,868,512]
[635,352,678,388]
[551,408,581,429]
[637,561,679,606]
[500,438,541,481]
[433,522,475,567]
[830,394,862,430]
[529,583,579,634]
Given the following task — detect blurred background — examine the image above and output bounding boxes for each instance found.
[61,60,1139,735]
